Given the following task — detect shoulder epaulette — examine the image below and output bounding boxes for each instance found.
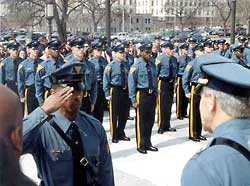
[18,64,23,71]
[37,64,44,72]
[105,65,111,72]
[130,67,137,73]
[155,59,161,65]
[185,64,192,71]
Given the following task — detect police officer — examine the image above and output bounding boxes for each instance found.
[182,46,206,142]
[128,43,158,154]
[23,62,114,186]
[176,43,191,120]
[156,42,178,134]
[35,40,65,105]
[90,41,108,123]
[68,37,97,114]
[213,39,226,56]
[230,45,248,67]
[124,41,135,67]
[187,38,197,60]
[0,42,23,94]
[17,41,43,115]
[181,56,250,186]
[103,44,130,143]
[203,40,214,54]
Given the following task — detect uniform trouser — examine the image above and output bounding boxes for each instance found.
[93,86,105,123]
[80,92,92,114]
[135,90,156,149]
[109,87,129,140]
[6,81,18,95]
[24,85,39,115]
[157,80,174,130]
[189,85,202,138]
[176,76,189,119]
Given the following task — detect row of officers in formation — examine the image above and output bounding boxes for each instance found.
[1,35,250,155]
[1,34,250,186]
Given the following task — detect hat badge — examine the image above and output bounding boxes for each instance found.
[74,66,81,74]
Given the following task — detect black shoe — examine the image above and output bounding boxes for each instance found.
[189,137,200,142]
[199,135,207,141]
[158,129,164,134]
[119,136,130,141]
[137,148,147,154]
[127,116,134,120]
[146,146,158,152]
[165,127,177,132]
[112,139,118,143]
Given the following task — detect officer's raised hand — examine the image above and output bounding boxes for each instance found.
[41,87,74,114]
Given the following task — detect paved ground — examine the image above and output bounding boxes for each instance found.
[20,105,212,186]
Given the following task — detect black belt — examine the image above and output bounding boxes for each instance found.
[110,85,128,91]
[6,81,17,86]
[137,88,154,94]
[210,137,250,161]
[191,82,198,86]
[159,77,174,83]
[26,85,35,89]
[177,74,183,77]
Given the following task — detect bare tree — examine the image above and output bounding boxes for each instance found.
[236,0,250,34]
[80,0,118,33]
[164,1,204,31]
[3,0,83,41]
[210,0,232,36]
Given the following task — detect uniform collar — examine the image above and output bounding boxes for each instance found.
[213,118,250,137]
[53,111,72,133]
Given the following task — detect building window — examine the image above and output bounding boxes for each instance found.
[136,18,139,23]
[148,18,151,24]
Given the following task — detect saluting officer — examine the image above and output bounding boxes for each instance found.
[0,42,23,94]
[103,44,130,143]
[176,43,191,120]
[128,43,158,154]
[17,41,43,115]
[35,40,65,105]
[156,42,178,134]
[68,37,97,114]
[23,62,114,186]
[90,41,108,123]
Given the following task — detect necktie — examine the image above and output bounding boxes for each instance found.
[120,63,126,89]
[98,59,104,79]
[146,63,153,89]
[169,58,173,80]
[67,122,81,145]
[67,122,86,186]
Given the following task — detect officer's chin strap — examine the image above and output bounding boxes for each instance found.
[210,137,250,161]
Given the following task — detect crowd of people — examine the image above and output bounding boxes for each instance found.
[0,33,250,185]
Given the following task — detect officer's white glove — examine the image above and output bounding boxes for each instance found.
[185,93,191,99]
[20,97,26,103]
[106,96,111,101]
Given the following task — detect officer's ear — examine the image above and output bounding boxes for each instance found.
[50,89,56,95]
